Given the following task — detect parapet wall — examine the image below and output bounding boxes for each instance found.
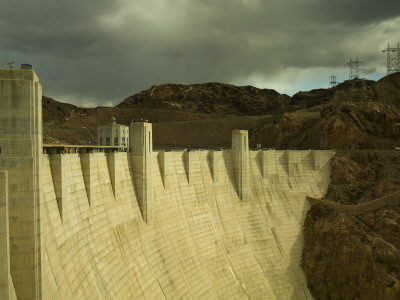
[38,149,333,299]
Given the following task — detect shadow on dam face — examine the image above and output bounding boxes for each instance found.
[0,69,335,299]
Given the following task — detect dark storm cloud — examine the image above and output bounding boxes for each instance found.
[0,0,121,56]
[0,0,399,106]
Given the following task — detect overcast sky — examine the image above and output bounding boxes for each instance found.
[1,0,399,107]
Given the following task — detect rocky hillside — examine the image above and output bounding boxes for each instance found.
[43,96,77,127]
[291,77,375,108]
[302,151,400,299]
[43,73,400,149]
[252,101,400,150]
[116,82,291,115]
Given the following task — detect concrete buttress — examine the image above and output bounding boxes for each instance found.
[130,122,153,223]
[49,154,65,220]
[209,150,221,183]
[106,151,120,200]
[158,150,172,189]
[232,130,250,201]
[80,152,94,206]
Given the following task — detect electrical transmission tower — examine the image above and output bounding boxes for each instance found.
[330,75,337,88]
[347,57,362,80]
[382,43,400,75]
[347,57,368,101]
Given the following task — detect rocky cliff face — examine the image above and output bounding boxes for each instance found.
[302,152,400,299]
[303,205,400,300]
[251,101,400,150]
[116,82,291,115]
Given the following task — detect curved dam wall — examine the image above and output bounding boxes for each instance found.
[0,68,335,299]
[39,149,332,299]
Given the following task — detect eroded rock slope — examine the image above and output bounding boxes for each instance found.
[302,152,400,299]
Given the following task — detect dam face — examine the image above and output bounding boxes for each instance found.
[0,69,334,299]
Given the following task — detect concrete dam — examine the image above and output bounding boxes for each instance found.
[0,69,334,299]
